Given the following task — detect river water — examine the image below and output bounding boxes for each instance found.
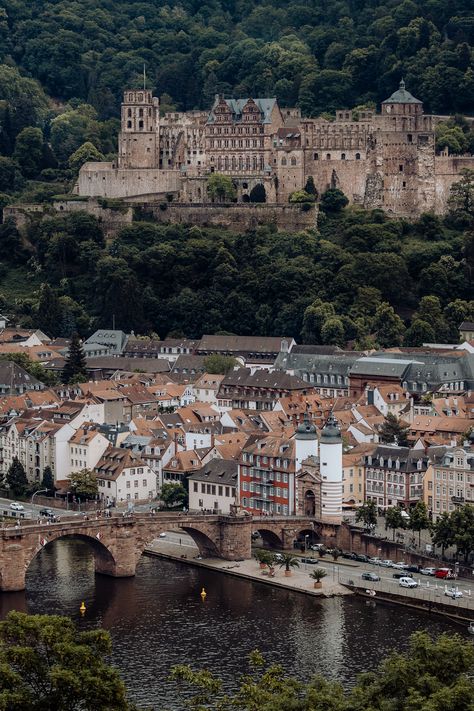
[0,540,465,710]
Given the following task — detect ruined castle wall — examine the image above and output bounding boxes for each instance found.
[434,155,474,214]
[303,153,370,205]
[77,162,181,199]
[147,203,318,232]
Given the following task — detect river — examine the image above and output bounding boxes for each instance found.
[0,539,465,710]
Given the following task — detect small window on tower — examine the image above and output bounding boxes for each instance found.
[399,164,403,172]
[127,120,132,129]
[127,109,132,117]
[139,120,144,130]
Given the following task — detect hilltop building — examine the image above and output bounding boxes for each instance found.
[76,81,474,217]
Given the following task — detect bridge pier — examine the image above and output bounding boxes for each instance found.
[94,529,137,578]
[1,542,27,591]
[217,517,252,560]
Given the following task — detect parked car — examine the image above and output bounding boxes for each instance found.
[300,557,318,564]
[310,544,324,551]
[10,502,24,511]
[274,553,285,563]
[393,571,413,579]
[342,552,353,559]
[406,565,421,573]
[392,562,409,569]
[39,508,54,517]
[420,567,437,576]
[379,559,394,567]
[399,577,418,588]
[445,587,463,599]
[368,557,382,565]
[435,568,455,579]
[362,572,380,582]
[355,554,370,562]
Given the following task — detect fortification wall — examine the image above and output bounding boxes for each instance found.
[3,199,133,238]
[77,162,181,199]
[147,203,318,232]
[434,155,474,214]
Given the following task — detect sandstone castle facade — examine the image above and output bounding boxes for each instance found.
[76,81,474,217]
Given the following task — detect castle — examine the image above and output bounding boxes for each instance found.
[76,81,474,217]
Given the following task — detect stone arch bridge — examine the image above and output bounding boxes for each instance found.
[0,513,338,592]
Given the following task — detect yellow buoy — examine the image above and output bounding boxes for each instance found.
[200,587,207,601]
[79,601,86,614]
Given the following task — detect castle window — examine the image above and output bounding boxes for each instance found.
[326,153,331,160]
[407,134,413,143]
[403,181,406,187]
[399,164,403,172]
[290,157,296,166]
[138,93,143,101]
[341,153,346,160]
[139,108,143,117]
[127,109,132,117]
[281,157,287,166]
[355,153,360,160]
[127,121,132,129]
[314,153,319,160]
[139,120,144,130]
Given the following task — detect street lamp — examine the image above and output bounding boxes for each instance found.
[31,489,48,506]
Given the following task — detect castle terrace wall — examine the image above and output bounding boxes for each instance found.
[3,199,133,238]
[147,203,318,232]
[77,162,181,199]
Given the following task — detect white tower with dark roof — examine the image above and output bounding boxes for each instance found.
[320,414,343,523]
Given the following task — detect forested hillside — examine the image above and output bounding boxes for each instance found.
[1,0,473,118]
[1,204,473,346]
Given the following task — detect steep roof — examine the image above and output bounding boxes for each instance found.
[188,458,238,485]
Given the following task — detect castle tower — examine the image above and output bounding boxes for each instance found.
[118,90,159,169]
[381,79,423,117]
[319,414,343,523]
[294,412,318,471]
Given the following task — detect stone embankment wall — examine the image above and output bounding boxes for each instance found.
[3,199,133,238]
[147,202,318,231]
[4,200,317,235]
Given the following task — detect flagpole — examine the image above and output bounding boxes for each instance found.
[143,63,146,90]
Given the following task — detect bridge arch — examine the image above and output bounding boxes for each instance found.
[178,526,220,557]
[28,533,119,579]
[253,528,284,549]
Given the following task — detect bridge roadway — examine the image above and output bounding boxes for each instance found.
[0,512,322,592]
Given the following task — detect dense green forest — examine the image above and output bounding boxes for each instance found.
[1,200,473,346]
[1,0,473,117]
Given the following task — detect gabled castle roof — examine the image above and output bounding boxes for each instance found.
[208,97,277,124]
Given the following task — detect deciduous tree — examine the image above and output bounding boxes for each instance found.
[0,611,130,710]
[69,468,98,499]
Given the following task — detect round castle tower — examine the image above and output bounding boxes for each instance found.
[320,414,343,522]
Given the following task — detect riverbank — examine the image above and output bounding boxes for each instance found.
[144,541,352,598]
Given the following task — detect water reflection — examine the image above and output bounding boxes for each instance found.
[0,539,463,710]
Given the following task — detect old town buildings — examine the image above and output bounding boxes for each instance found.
[77,82,474,217]
[0,324,472,513]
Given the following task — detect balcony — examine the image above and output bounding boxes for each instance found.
[451,496,465,504]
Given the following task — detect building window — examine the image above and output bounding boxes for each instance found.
[355,153,360,160]
[341,153,346,160]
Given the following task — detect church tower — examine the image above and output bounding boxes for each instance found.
[118,90,159,169]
